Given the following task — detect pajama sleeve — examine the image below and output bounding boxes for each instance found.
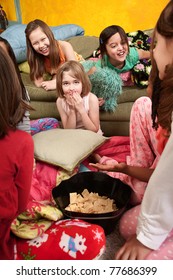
[15,133,34,214]
[137,120,173,250]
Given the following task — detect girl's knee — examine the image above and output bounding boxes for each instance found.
[119,206,141,240]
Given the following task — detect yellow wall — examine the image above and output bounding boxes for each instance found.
[1,0,169,36]
[1,0,17,21]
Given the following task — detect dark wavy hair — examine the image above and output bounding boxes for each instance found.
[151,0,173,135]
[99,25,129,67]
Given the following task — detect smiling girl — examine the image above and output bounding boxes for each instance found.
[56,61,102,134]
[25,19,76,91]
[96,25,150,72]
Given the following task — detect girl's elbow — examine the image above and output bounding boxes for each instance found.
[93,126,100,133]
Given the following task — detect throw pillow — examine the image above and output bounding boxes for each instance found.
[33,129,108,172]
[82,60,122,112]
[16,219,106,260]
[127,30,152,88]
[18,61,30,74]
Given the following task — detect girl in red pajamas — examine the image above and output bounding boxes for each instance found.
[0,47,34,259]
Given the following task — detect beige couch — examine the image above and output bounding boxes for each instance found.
[21,31,152,136]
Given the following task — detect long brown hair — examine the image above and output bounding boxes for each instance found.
[151,1,173,135]
[25,19,60,80]
[0,48,29,138]
[0,37,30,101]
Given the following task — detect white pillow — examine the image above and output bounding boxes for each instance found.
[33,129,108,172]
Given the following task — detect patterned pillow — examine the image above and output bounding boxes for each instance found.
[30,118,59,136]
[16,219,106,260]
[127,30,152,88]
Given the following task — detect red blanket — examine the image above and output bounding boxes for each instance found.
[30,136,130,202]
[11,136,130,241]
[82,136,130,171]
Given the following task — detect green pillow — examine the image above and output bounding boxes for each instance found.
[33,129,108,172]
[18,61,30,74]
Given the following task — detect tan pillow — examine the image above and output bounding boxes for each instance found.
[33,129,108,172]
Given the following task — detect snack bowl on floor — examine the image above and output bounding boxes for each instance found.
[52,171,131,235]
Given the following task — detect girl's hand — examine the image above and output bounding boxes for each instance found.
[115,235,152,260]
[64,93,75,109]
[72,92,85,113]
[89,162,127,172]
[98,97,105,107]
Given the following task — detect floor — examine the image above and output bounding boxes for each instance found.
[99,223,125,260]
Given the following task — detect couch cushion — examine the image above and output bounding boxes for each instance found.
[117,86,147,103]
[66,36,99,59]
[21,73,57,101]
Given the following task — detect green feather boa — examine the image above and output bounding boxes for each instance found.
[82,60,122,112]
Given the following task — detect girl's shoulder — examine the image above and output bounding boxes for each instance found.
[88,92,99,102]
[56,97,63,104]
[58,40,76,60]
[58,40,72,48]
[127,47,139,65]
[129,46,138,56]
[88,91,96,97]
[6,129,33,147]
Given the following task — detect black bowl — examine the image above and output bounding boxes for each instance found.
[52,171,131,234]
